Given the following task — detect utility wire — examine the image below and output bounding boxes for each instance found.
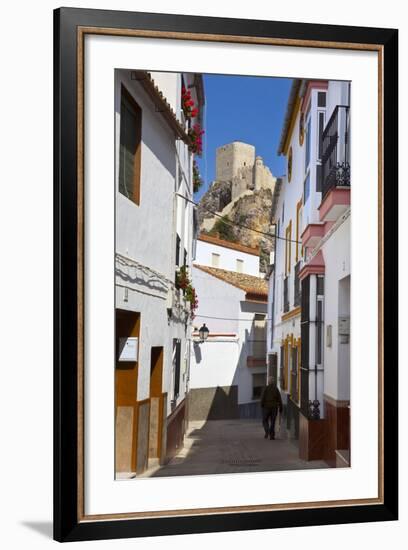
[175,192,302,246]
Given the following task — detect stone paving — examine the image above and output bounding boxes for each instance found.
[141,418,328,478]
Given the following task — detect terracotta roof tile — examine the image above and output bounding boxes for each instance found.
[194,264,268,300]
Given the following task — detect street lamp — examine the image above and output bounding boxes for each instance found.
[198,323,209,343]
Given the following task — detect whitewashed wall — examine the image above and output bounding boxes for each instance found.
[192,266,243,334]
[195,239,260,275]
[191,267,267,405]
[321,215,351,401]
[189,338,240,389]
[115,69,194,415]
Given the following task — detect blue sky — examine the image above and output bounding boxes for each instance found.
[195,74,292,200]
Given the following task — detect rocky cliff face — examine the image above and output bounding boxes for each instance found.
[197,182,275,273]
[197,180,232,226]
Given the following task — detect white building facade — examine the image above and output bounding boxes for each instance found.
[114,69,204,477]
[189,237,268,420]
[268,79,350,466]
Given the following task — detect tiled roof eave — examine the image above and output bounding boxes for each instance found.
[134,70,193,147]
[245,292,268,303]
[193,264,268,296]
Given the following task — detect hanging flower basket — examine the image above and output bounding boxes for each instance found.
[181,86,199,120]
[188,124,204,156]
[185,284,198,320]
[175,265,190,290]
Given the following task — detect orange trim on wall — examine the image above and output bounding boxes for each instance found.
[282,97,301,155]
[281,306,301,322]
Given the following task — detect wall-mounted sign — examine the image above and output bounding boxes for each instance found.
[118,337,138,362]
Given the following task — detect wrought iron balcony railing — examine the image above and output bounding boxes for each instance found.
[321,105,350,200]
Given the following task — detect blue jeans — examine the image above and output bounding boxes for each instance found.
[262,407,278,437]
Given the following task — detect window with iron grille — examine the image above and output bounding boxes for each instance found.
[300,276,310,416]
[316,275,325,366]
[316,299,323,365]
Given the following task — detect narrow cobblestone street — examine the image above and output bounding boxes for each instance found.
[140,418,328,478]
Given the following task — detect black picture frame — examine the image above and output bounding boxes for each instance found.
[54,7,398,542]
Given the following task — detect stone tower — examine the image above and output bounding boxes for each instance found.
[214,141,276,202]
[215,142,255,182]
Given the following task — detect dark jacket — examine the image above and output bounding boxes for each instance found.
[260,383,283,411]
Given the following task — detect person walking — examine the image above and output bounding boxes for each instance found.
[260,376,283,440]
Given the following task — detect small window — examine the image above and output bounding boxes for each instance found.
[317,91,327,107]
[119,86,142,204]
[211,253,220,268]
[236,259,244,273]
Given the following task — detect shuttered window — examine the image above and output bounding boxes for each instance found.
[119,87,142,204]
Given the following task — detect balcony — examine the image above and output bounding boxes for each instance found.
[301,223,324,249]
[319,105,351,222]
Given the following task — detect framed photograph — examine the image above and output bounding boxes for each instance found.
[54,7,398,542]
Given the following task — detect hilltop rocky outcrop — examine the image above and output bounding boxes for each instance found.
[197,184,275,273]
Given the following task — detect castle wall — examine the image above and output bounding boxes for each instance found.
[216,142,255,182]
